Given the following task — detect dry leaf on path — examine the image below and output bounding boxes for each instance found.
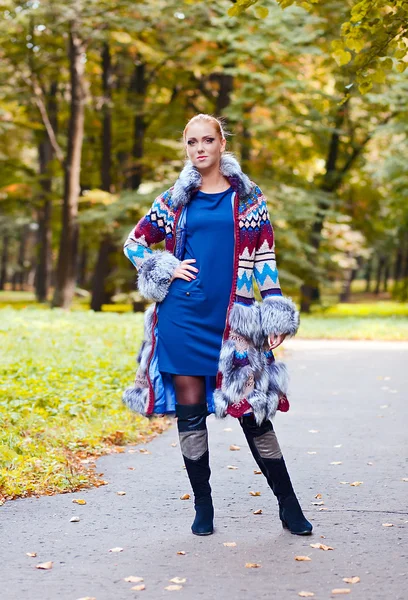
[76,597,96,600]
[253,509,263,515]
[165,585,183,591]
[310,543,334,551]
[224,428,233,431]
[227,465,238,470]
[124,576,144,583]
[72,499,86,505]
[339,481,349,485]
[250,491,261,496]
[308,430,319,433]
[170,577,186,584]
[295,556,312,561]
[109,547,123,553]
[139,448,150,454]
[128,467,135,470]
[223,542,237,547]
[319,507,329,511]
[343,577,360,584]
[180,494,190,500]
[171,443,177,447]
[315,493,322,499]
[334,444,342,448]
[312,501,325,506]
[176,551,186,555]
[402,478,408,482]
[117,491,126,496]
[332,589,351,595]
[245,563,261,568]
[26,552,37,557]
[35,561,53,570]
[70,516,80,522]
[131,585,146,591]
[382,523,393,527]
[330,462,342,465]
[254,469,262,474]
[229,445,240,451]
[298,592,315,598]
[350,481,363,486]
[307,451,317,455]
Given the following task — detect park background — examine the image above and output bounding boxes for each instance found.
[0,0,407,503]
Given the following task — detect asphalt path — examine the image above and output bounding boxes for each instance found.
[1,340,407,600]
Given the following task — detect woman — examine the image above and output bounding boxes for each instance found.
[123,114,312,538]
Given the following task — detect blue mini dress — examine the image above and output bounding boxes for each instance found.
[157,186,234,376]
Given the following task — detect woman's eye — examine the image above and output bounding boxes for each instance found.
[187,140,196,146]
[204,138,214,144]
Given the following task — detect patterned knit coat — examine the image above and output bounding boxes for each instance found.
[122,153,299,424]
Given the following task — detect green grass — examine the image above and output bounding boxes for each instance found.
[298,315,408,340]
[0,308,169,502]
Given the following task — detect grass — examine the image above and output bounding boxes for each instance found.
[0,308,170,503]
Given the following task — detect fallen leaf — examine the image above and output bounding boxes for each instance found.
[319,507,329,511]
[254,469,262,474]
[315,493,322,499]
[298,593,315,598]
[382,523,393,527]
[350,481,363,486]
[223,542,237,547]
[295,556,312,561]
[171,442,177,447]
[72,499,86,505]
[332,589,351,595]
[312,501,325,506]
[380,404,389,409]
[339,481,349,485]
[224,427,233,431]
[180,494,190,500]
[26,552,37,557]
[128,467,135,470]
[177,551,186,555]
[229,445,240,451]
[36,561,53,570]
[70,516,80,522]
[308,430,319,433]
[128,449,137,453]
[343,577,360,584]
[320,535,326,538]
[131,584,146,591]
[253,509,263,515]
[330,461,342,465]
[402,478,408,482]
[250,491,261,496]
[310,543,334,551]
[170,577,186,584]
[124,576,144,583]
[76,597,96,600]
[227,465,238,470]
[117,491,126,496]
[165,585,183,591]
[334,444,342,448]
[367,462,373,465]
[245,563,261,568]
[307,451,317,455]
[109,547,123,553]
[139,448,150,454]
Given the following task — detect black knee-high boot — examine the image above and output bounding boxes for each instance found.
[176,403,214,536]
[239,414,312,535]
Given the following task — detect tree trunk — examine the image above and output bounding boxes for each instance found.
[0,234,10,290]
[52,24,86,308]
[383,259,390,293]
[128,58,147,190]
[16,224,29,290]
[375,256,385,295]
[91,235,115,311]
[364,258,372,293]
[77,244,88,288]
[211,72,234,115]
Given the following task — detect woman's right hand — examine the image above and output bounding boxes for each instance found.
[171,259,199,282]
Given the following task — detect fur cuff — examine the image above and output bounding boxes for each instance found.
[137,250,180,302]
[260,295,299,338]
[228,302,263,347]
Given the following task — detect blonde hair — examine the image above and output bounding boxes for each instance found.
[183,113,227,142]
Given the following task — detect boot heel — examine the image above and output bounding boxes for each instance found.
[192,503,214,536]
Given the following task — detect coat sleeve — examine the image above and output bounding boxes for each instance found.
[123,191,181,303]
[253,186,299,338]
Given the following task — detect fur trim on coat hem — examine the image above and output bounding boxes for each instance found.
[137,250,180,302]
[260,295,300,338]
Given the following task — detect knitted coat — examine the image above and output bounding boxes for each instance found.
[122,153,299,424]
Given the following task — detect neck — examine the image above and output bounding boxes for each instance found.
[199,163,229,192]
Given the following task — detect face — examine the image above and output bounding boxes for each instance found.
[184,121,226,171]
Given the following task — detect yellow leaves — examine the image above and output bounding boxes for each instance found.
[170,578,186,584]
[35,561,53,569]
[254,469,262,474]
[255,6,269,18]
[72,498,86,505]
[350,481,363,486]
[229,444,240,451]
[26,552,37,557]
[333,49,352,67]
[177,551,186,555]
[310,543,334,551]
[343,577,360,584]
[332,589,351,595]
[227,465,238,470]
[382,523,393,527]
[315,493,322,499]
[124,576,144,583]
[223,542,237,547]
[165,584,183,591]
[132,584,146,591]
[245,562,261,568]
[109,547,123,553]
[298,592,315,598]
[180,494,190,500]
[249,491,261,496]
[253,509,263,515]
[139,448,150,454]
[295,556,312,561]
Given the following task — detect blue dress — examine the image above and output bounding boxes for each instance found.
[157,186,234,375]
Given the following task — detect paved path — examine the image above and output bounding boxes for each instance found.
[2,341,407,600]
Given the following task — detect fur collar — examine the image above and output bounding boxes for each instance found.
[172,152,252,209]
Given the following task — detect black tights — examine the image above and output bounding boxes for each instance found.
[173,375,206,406]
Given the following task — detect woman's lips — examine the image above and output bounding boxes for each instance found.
[197,156,208,160]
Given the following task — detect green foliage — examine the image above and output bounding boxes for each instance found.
[0,308,167,500]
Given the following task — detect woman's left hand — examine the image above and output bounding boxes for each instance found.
[268,333,287,350]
